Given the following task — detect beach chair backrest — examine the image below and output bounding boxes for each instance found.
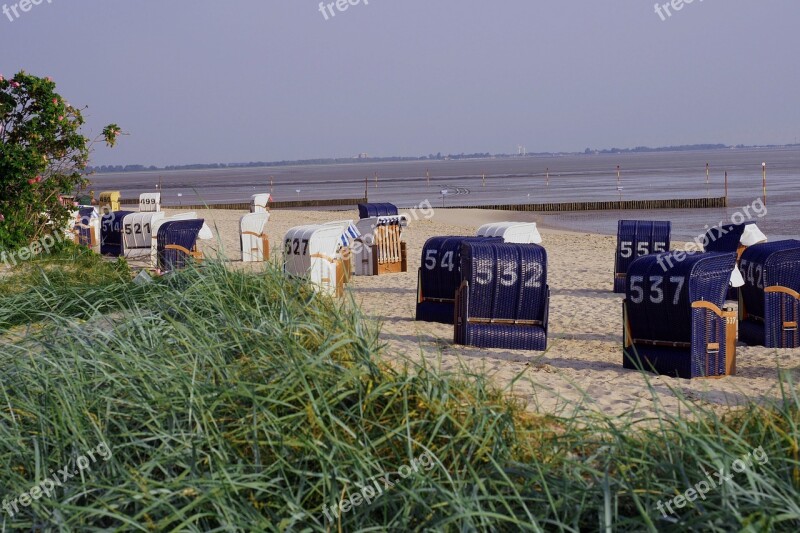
[461,241,548,324]
[283,224,344,294]
[139,193,161,213]
[251,193,271,213]
[416,236,503,325]
[420,237,492,303]
[122,212,165,259]
[150,212,198,267]
[156,219,204,271]
[99,191,121,215]
[240,212,270,262]
[358,203,398,219]
[476,222,542,244]
[626,251,735,345]
[614,220,671,293]
[705,221,767,253]
[100,210,135,256]
[739,239,800,348]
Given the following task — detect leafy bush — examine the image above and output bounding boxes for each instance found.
[0,71,119,249]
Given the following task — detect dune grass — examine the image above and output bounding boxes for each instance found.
[0,251,798,531]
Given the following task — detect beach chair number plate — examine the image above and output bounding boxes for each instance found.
[629,275,686,305]
[619,241,667,258]
[739,259,764,289]
[125,223,152,236]
[474,263,543,288]
[425,250,455,271]
[285,238,310,255]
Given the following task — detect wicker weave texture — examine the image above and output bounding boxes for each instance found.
[100,211,135,256]
[157,220,204,271]
[357,203,398,219]
[739,240,800,348]
[623,251,736,378]
[415,236,502,324]
[455,242,549,351]
[613,220,671,293]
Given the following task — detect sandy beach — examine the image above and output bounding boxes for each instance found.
[173,207,800,421]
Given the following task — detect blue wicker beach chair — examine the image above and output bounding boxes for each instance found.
[623,251,738,379]
[416,236,503,324]
[704,221,766,255]
[157,220,205,271]
[614,220,671,293]
[454,242,549,351]
[739,240,800,348]
[100,210,135,256]
[704,221,767,301]
[358,203,398,219]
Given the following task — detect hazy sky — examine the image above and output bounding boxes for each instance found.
[2,1,799,166]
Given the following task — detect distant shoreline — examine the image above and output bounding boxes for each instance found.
[88,144,800,175]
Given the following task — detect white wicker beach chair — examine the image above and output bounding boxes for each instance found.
[284,223,348,296]
[122,212,165,259]
[240,212,270,262]
[476,222,542,244]
[250,193,271,213]
[139,193,161,213]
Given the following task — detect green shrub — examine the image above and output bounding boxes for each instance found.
[0,71,120,250]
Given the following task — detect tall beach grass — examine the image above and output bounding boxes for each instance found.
[0,251,798,531]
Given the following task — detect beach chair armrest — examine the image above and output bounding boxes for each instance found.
[165,244,203,259]
[765,285,800,300]
[690,300,726,318]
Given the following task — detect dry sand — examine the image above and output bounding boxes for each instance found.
[176,207,799,421]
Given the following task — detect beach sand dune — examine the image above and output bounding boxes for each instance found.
[181,207,799,421]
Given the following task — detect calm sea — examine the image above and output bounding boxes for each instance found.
[89,147,799,241]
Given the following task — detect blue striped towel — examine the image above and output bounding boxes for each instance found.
[340,223,361,247]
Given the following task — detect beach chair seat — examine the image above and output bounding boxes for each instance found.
[157,220,205,271]
[614,220,671,293]
[738,240,800,348]
[354,216,408,276]
[100,210,135,256]
[455,242,549,351]
[122,212,165,259]
[139,193,161,212]
[251,193,271,213]
[704,221,767,301]
[358,203,398,219]
[416,236,503,324]
[623,251,738,379]
[240,212,270,262]
[476,222,542,244]
[284,223,349,296]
